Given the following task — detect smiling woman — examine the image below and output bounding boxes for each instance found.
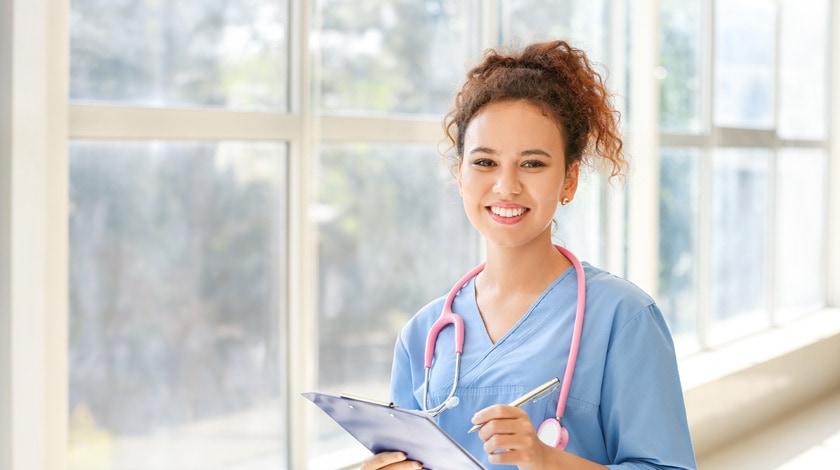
[361,40,696,470]
[456,100,578,248]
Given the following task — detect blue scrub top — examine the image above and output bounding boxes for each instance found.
[389,262,697,470]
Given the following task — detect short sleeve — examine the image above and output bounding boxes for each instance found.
[600,304,697,470]
[389,334,420,410]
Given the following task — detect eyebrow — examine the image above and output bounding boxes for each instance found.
[468,146,553,158]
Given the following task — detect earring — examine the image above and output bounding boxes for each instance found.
[561,197,570,206]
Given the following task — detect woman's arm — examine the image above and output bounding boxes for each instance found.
[548,446,610,470]
[389,334,420,409]
[598,304,696,469]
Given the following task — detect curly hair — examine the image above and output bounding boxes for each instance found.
[443,40,625,179]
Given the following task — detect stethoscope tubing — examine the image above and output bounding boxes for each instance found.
[422,245,586,422]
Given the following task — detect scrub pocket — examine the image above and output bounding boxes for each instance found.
[539,388,602,456]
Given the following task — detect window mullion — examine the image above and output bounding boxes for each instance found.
[626,0,661,297]
[829,0,840,307]
[767,0,782,326]
[605,0,627,276]
[287,0,317,468]
[696,0,716,350]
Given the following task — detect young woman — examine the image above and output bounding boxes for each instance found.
[362,40,696,470]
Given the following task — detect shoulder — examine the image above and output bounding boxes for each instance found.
[580,262,660,333]
[396,294,446,349]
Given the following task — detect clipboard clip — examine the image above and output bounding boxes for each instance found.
[339,393,396,409]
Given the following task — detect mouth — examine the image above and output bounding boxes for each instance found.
[485,205,530,224]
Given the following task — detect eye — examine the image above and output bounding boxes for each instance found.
[522,160,546,168]
[472,158,496,167]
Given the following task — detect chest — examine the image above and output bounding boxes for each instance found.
[475,292,539,344]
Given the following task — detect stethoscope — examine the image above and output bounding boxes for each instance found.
[421,245,586,451]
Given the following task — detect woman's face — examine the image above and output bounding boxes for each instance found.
[457,99,579,248]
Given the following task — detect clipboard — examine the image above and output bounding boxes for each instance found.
[303,392,486,470]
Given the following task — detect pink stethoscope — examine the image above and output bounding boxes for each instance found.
[421,245,586,451]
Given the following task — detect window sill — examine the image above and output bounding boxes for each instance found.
[682,308,840,457]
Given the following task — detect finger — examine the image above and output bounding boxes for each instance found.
[483,433,522,454]
[381,460,423,470]
[367,452,407,468]
[478,417,533,441]
[487,448,525,465]
[477,418,520,441]
[472,404,528,425]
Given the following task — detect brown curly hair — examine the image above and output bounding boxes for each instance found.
[444,40,625,179]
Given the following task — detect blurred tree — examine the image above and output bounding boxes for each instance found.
[658,0,701,133]
[70,143,285,433]
[319,0,469,114]
[316,146,476,389]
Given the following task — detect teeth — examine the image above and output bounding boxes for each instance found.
[491,206,526,218]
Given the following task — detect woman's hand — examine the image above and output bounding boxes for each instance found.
[473,405,556,470]
[360,451,423,470]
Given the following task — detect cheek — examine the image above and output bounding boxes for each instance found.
[458,172,485,201]
[530,177,565,207]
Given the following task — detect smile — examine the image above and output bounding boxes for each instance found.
[490,206,527,217]
[485,206,529,224]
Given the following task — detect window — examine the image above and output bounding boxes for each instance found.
[312,143,478,461]
[658,0,830,350]
[69,142,288,469]
[711,148,771,342]
[775,149,827,319]
[778,0,829,140]
[714,0,776,129]
[319,0,472,115]
[68,0,292,467]
[659,0,703,133]
[658,148,700,341]
[70,0,289,110]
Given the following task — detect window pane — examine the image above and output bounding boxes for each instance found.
[552,167,605,267]
[70,1,289,110]
[711,148,770,344]
[658,148,700,343]
[776,149,826,319]
[319,0,473,115]
[659,0,703,133]
[313,144,478,465]
[69,141,287,470]
[714,0,776,129]
[500,0,608,64]
[778,0,829,140]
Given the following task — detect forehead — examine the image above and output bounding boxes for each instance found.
[464,100,565,150]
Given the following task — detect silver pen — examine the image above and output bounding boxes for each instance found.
[467,377,561,433]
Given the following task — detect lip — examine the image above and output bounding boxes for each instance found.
[486,202,528,209]
[485,206,529,225]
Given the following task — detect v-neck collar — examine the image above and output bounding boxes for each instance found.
[468,264,576,350]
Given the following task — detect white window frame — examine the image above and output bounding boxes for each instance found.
[658,0,836,352]
[1,1,69,469]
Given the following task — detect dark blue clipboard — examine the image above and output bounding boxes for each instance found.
[303,392,486,470]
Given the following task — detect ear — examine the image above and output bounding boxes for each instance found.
[562,161,581,200]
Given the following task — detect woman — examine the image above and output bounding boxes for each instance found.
[362,40,696,470]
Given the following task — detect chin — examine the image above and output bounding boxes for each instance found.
[480,231,541,249]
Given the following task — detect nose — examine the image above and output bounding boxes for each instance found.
[492,165,522,196]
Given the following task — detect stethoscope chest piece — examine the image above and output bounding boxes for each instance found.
[537,417,569,450]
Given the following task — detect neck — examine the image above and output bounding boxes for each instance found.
[478,229,572,294]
